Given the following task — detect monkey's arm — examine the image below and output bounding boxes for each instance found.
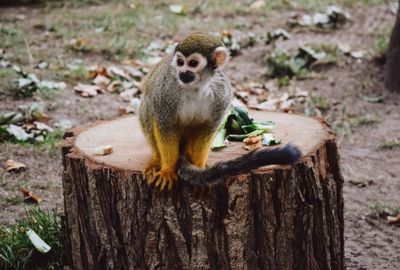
[150,120,180,190]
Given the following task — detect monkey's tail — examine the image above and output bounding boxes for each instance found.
[177,143,302,186]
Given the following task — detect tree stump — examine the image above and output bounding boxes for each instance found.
[62,111,344,270]
[385,0,400,92]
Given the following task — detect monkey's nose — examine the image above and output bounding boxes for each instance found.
[179,71,195,83]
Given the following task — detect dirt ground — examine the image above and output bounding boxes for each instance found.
[0,1,399,269]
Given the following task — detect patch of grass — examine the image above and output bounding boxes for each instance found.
[309,43,340,68]
[368,202,400,219]
[0,68,18,97]
[264,0,383,11]
[0,206,63,270]
[36,128,64,157]
[0,66,65,99]
[33,86,62,102]
[4,197,25,206]
[265,44,338,83]
[351,113,380,127]
[7,128,65,157]
[0,26,27,64]
[374,27,391,57]
[377,138,400,150]
[331,108,380,138]
[305,95,331,116]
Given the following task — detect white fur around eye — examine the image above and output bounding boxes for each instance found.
[172,52,186,68]
[187,53,207,72]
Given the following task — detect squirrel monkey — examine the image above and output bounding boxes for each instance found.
[139,32,301,191]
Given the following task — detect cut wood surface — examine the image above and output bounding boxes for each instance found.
[74,111,327,171]
[62,111,344,270]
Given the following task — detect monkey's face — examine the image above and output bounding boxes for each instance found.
[171,46,229,89]
[172,52,208,86]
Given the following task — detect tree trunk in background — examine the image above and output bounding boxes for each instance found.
[385,0,400,92]
[62,112,344,270]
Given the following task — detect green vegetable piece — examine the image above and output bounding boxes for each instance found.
[228,129,264,141]
[27,229,51,253]
[227,116,243,133]
[254,122,276,132]
[211,127,228,150]
[231,106,253,126]
[226,106,254,134]
[241,124,258,133]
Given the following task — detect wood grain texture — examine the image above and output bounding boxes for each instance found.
[385,0,400,92]
[62,111,344,270]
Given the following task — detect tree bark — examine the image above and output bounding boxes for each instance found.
[385,0,400,92]
[62,111,344,270]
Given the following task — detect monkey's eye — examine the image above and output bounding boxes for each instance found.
[188,59,199,68]
[177,58,184,67]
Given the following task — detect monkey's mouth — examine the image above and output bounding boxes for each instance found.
[179,71,196,84]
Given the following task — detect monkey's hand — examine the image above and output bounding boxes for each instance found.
[150,169,178,191]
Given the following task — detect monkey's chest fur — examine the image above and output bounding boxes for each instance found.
[177,81,232,128]
[178,89,214,125]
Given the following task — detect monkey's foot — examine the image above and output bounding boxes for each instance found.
[152,170,178,191]
[143,161,160,184]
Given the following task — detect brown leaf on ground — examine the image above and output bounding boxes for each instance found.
[107,66,131,81]
[120,88,140,102]
[74,83,103,97]
[93,75,111,87]
[4,159,27,172]
[35,113,50,123]
[106,81,123,93]
[20,187,42,204]
[387,214,400,225]
[89,66,107,79]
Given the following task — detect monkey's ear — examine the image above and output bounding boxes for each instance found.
[212,46,230,68]
[174,43,180,53]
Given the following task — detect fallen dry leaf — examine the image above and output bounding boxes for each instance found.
[350,50,365,59]
[169,4,187,15]
[69,38,88,48]
[35,113,50,123]
[107,66,131,81]
[246,95,260,108]
[5,159,27,172]
[231,98,247,109]
[124,66,145,79]
[106,81,123,93]
[93,75,111,87]
[120,88,140,102]
[74,83,103,97]
[89,66,107,79]
[21,187,42,204]
[235,90,249,100]
[338,43,351,54]
[118,106,133,115]
[249,0,265,10]
[254,99,278,111]
[387,214,400,225]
